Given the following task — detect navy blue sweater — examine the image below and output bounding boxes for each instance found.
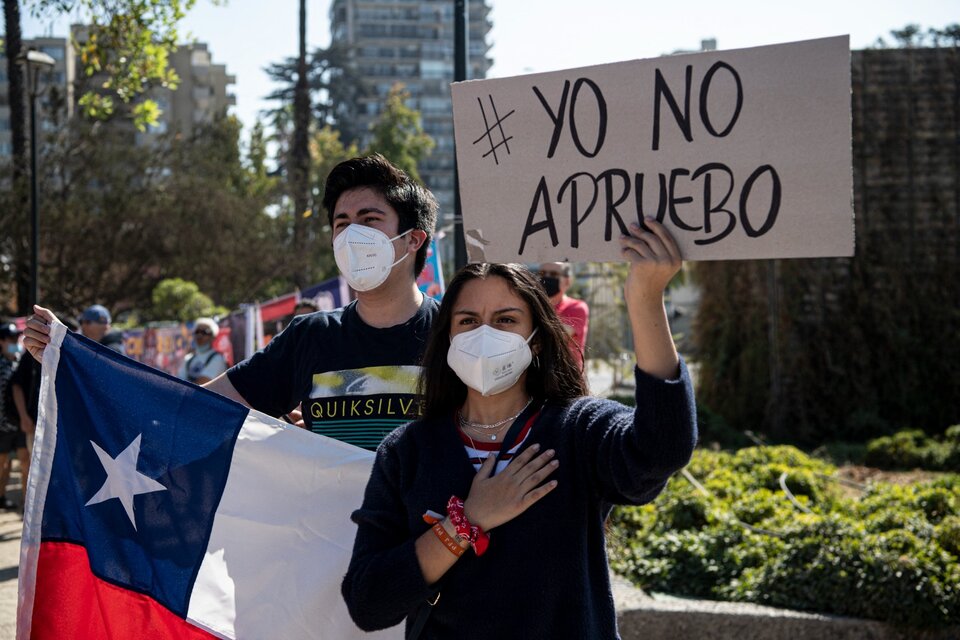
[342,361,697,639]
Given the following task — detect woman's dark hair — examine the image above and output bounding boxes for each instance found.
[322,153,439,275]
[418,263,588,421]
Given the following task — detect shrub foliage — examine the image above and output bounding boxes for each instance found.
[608,446,960,628]
[865,427,960,471]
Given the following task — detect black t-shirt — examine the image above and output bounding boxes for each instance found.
[0,357,18,432]
[9,355,40,424]
[228,298,439,450]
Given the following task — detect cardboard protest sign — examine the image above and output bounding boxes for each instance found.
[451,36,854,262]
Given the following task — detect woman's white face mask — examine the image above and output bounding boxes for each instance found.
[446,324,537,396]
[333,224,412,292]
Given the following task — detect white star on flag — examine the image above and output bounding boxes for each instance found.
[85,434,167,530]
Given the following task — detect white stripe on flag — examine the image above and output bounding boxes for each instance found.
[18,319,68,640]
[186,411,403,639]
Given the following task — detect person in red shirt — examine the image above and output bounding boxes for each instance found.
[537,262,589,371]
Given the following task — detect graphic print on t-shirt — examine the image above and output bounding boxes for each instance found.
[307,365,424,450]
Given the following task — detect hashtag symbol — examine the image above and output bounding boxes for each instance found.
[472,95,515,165]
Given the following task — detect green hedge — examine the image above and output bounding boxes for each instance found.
[607,446,960,628]
[865,426,960,471]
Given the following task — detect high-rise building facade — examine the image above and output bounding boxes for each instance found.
[136,42,237,145]
[329,0,493,234]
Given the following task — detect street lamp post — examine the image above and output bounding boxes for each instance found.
[16,49,56,310]
[452,0,469,270]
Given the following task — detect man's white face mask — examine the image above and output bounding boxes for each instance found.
[446,325,538,396]
[333,224,412,292]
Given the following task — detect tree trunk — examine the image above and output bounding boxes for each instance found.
[290,0,312,288]
[3,0,30,315]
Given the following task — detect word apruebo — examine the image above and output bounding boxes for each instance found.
[518,162,782,254]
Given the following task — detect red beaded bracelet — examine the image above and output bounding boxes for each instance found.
[447,496,490,556]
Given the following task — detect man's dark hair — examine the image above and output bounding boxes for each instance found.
[323,154,439,276]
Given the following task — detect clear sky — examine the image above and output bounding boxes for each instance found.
[20,0,959,132]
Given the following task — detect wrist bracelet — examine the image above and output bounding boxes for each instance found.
[430,522,465,557]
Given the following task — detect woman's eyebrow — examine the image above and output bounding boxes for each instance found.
[453,307,524,316]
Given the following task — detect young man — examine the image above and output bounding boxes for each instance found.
[23,155,439,452]
[538,262,590,371]
[205,154,439,450]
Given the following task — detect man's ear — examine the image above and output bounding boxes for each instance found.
[408,229,428,253]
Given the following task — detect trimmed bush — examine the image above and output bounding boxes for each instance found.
[865,427,960,471]
[608,446,960,628]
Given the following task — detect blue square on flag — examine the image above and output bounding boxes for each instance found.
[41,331,246,616]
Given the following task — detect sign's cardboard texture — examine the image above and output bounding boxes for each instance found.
[451,36,854,262]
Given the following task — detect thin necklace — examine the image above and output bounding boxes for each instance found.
[458,398,533,441]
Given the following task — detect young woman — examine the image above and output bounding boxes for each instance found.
[342,220,697,639]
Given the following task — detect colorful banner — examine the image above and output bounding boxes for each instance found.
[417,239,445,300]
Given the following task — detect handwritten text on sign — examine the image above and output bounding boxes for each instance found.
[451,36,854,262]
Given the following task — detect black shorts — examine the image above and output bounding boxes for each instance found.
[0,430,26,452]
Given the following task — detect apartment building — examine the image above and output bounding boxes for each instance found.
[329,0,493,232]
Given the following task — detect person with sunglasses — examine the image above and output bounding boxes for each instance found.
[178,318,227,385]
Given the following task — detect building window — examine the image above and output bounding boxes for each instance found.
[421,60,452,80]
[191,49,211,67]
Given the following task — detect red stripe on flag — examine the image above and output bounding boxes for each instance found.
[32,541,220,640]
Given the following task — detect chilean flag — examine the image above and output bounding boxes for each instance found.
[18,320,401,639]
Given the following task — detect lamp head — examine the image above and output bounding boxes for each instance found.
[16,49,56,68]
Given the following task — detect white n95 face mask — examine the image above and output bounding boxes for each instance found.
[333,224,412,292]
[447,325,537,396]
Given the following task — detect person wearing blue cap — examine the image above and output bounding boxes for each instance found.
[78,305,112,342]
[79,304,125,354]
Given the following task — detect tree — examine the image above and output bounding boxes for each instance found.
[365,83,435,182]
[245,118,277,200]
[1,0,29,314]
[146,278,225,322]
[1,1,26,182]
[890,24,923,47]
[307,125,359,282]
[2,0,207,314]
[15,112,292,316]
[263,43,369,145]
